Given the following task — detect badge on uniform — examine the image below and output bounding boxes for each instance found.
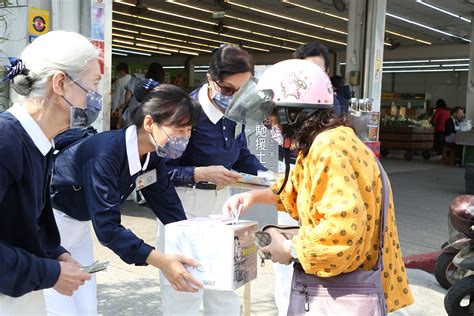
[135,169,157,190]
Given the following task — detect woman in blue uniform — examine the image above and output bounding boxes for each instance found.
[163,45,267,315]
[45,84,203,315]
[0,31,98,314]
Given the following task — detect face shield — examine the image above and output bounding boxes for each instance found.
[224,77,275,125]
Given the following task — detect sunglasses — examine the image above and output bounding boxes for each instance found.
[215,81,237,96]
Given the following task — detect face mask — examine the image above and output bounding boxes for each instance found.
[270,125,284,146]
[63,75,103,128]
[212,90,233,112]
[151,124,190,159]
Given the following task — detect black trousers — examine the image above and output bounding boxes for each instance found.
[434,131,445,155]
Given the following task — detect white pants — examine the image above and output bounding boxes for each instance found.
[159,186,241,316]
[44,210,97,316]
[273,212,299,316]
[0,291,46,316]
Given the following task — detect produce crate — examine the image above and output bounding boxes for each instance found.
[379,126,434,160]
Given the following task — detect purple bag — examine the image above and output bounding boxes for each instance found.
[287,159,389,316]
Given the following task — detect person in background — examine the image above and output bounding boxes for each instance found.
[117,62,165,128]
[331,75,351,116]
[293,43,341,116]
[0,30,94,315]
[112,62,131,112]
[432,98,450,155]
[444,106,464,164]
[162,45,267,316]
[45,85,203,315]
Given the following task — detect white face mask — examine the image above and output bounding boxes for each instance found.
[271,125,284,146]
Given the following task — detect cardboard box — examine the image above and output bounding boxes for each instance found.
[164,218,258,291]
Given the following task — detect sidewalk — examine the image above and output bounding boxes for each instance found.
[94,157,462,315]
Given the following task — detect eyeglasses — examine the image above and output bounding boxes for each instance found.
[214,81,237,96]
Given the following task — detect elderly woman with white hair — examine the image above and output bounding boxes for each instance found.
[0,31,101,314]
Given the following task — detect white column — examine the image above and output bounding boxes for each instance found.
[345,0,365,99]
[51,0,112,132]
[465,13,474,122]
[362,0,387,112]
[345,0,387,112]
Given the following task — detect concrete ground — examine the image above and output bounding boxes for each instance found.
[93,155,464,315]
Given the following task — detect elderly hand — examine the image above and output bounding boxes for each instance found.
[261,228,293,265]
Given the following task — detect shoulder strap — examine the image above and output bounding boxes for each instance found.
[374,158,390,270]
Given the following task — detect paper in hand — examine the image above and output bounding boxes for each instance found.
[82,260,110,274]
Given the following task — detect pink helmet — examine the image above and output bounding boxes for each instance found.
[224,59,334,125]
[257,59,334,108]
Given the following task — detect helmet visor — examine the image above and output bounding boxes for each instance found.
[224,77,275,125]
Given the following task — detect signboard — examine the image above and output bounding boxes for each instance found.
[246,123,279,173]
[28,7,50,36]
[91,40,105,74]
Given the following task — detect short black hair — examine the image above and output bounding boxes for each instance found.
[293,42,330,71]
[330,75,342,88]
[146,63,165,83]
[452,106,463,114]
[436,98,447,109]
[208,45,254,81]
[129,84,201,128]
[116,62,129,74]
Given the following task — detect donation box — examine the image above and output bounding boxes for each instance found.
[165,218,258,291]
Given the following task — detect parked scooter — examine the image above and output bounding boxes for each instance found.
[435,235,470,289]
[443,195,474,316]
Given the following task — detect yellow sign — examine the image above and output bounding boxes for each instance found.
[28,7,50,35]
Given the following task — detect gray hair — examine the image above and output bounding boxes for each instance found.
[12,31,99,99]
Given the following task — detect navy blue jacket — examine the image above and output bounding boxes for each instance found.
[166,87,266,186]
[0,112,65,297]
[51,128,185,265]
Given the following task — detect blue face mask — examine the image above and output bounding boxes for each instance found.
[151,124,190,159]
[63,75,103,128]
[212,90,233,112]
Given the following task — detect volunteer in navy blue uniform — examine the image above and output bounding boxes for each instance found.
[0,31,98,315]
[163,45,266,316]
[44,84,203,315]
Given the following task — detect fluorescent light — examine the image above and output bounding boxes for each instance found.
[112,52,128,56]
[227,1,347,35]
[441,63,470,67]
[113,32,211,53]
[416,0,471,23]
[112,47,151,56]
[383,68,468,73]
[112,26,138,34]
[282,1,348,21]
[285,0,431,46]
[383,64,441,69]
[113,10,280,51]
[383,60,430,64]
[195,69,210,73]
[430,58,469,62]
[385,30,431,45]
[167,0,347,46]
[112,38,134,45]
[386,13,470,43]
[112,43,172,55]
[163,66,185,69]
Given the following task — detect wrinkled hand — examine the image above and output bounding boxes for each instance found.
[261,228,293,265]
[222,192,254,219]
[53,261,91,296]
[194,166,241,187]
[57,252,81,268]
[158,254,203,292]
